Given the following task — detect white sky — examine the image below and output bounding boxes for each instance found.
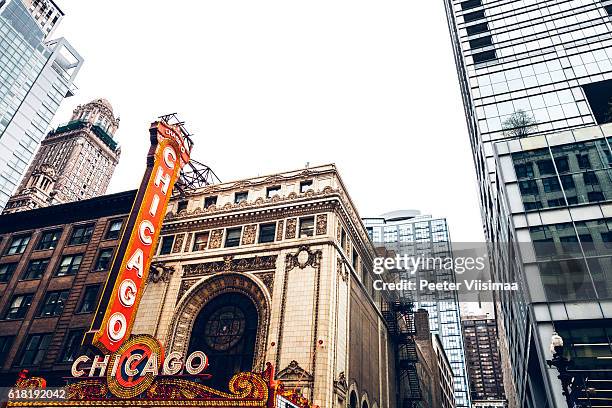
[51,0,485,242]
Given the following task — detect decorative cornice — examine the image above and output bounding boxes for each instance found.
[164,186,338,222]
[196,168,324,196]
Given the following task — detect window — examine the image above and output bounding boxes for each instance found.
[192,232,209,251]
[466,22,488,36]
[463,10,485,22]
[22,259,49,280]
[0,336,14,366]
[159,236,174,255]
[266,186,281,198]
[38,290,69,317]
[515,163,534,179]
[69,224,94,245]
[537,159,555,175]
[542,177,561,193]
[0,263,17,283]
[78,285,100,313]
[461,0,481,10]
[299,217,315,238]
[583,172,599,186]
[58,329,84,364]
[18,334,52,366]
[36,230,62,250]
[588,191,605,202]
[352,249,359,269]
[204,196,217,209]
[234,191,248,204]
[105,219,123,240]
[94,248,113,271]
[577,154,592,170]
[473,50,496,64]
[469,35,492,50]
[4,294,33,320]
[258,223,276,243]
[6,235,30,255]
[225,228,242,247]
[177,200,188,213]
[55,254,83,276]
[583,79,612,124]
[300,180,313,193]
[341,229,347,249]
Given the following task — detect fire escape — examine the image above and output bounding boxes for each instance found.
[383,300,421,408]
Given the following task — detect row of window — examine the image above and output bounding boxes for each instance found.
[158,217,316,255]
[175,180,315,213]
[1,219,122,256]
[2,284,99,321]
[0,247,114,283]
[0,327,85,368]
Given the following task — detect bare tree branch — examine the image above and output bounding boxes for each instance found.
[502,109,538,138]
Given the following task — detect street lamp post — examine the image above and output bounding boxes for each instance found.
[546,332,574,408]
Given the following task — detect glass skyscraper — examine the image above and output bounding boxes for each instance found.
[444,0,612,406]
[363,211,470,408]
[0,0,82,211]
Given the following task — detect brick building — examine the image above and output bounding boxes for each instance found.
[0,190,135,385]
[414,308,456,408]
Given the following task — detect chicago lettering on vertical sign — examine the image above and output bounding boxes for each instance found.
[87,120,192,353]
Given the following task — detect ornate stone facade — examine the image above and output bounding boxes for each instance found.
[134,165,396,408]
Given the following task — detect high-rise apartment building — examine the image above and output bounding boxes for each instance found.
[363,211,470,408]
[444,0,612,406]
[0,0,83,212]
[3,99,120,214]
[461,314,506,407]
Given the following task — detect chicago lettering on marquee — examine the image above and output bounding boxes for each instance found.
[87,120,192,353]
[71,335,209,399]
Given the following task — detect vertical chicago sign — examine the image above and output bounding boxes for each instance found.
[86,120,192,353]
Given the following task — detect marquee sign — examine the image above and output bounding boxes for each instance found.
[87,120,192,353]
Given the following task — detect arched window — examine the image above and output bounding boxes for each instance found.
[188,292,258,390]
[349,391,358,408]
[361,401,368,408]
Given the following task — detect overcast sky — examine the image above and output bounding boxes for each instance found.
[51,0,485,242]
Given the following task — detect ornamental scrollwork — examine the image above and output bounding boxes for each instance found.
[149,262,176,283]
[286,246,322,271]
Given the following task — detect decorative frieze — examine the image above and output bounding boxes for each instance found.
[182,255,278,278]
